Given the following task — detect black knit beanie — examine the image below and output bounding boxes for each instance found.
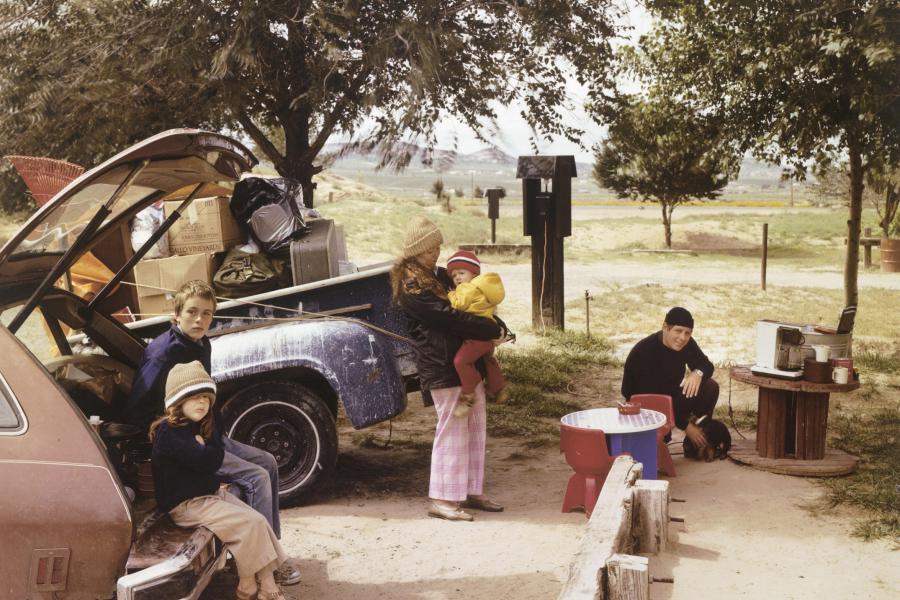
[664,306,694,329]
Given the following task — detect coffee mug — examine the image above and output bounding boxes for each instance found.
[832,366,849,384]
[812,345,830,362]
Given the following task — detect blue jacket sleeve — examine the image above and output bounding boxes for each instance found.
[154,426,224,474]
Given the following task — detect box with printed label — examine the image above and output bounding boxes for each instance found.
[165,196,243,255]
[133,253,215,317]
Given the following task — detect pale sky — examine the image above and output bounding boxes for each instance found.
[329,2,653,163]
[429,2,653,162]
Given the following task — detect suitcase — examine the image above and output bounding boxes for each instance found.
[289,219,346,285]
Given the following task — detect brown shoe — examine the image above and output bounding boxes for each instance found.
[452,392,475,417]
[427,502,474,521]
[257,588,297,600]
[493,388,509,404]
[461,496,504,512]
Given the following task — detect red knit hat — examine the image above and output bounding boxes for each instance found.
[447,250,481,275]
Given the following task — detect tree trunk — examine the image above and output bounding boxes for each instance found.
[661,202,674,248]
[845,135,864,308]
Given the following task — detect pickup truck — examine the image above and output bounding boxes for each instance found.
[0,130,414,599]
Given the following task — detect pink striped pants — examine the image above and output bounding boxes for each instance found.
[428,383,486,502]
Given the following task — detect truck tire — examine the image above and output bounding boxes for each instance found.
[222,380,338,505]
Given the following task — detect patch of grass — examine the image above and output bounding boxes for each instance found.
[855,350,900,374]
[487,330,615,438]
[818,407,900,544]
[714,404,758,433]
[486,402,559,437]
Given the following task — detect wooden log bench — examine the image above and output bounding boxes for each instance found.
[558,456,672,600]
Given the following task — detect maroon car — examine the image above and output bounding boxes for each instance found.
[0,130,256,599]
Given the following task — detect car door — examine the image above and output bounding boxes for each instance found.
[0,325,132,599]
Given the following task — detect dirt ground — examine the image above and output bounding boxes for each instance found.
[196,210,900,600]
[200,365,899,600]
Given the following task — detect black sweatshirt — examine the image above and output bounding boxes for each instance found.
[621,331,715,404]
[151,421,224,511]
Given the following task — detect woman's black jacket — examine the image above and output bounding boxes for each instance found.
[398,267,503,391]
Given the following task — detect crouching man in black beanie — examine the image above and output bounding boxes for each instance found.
[621,306,718,451]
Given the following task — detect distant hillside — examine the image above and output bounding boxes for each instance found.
[320,142,595,200]
[308,142,800,202]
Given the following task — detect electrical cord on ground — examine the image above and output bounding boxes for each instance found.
[727,373,747,440]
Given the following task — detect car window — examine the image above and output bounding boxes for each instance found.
[1,307,58,363]
[0,374,23,429]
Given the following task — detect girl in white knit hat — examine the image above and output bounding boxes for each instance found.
[149,361,294,600]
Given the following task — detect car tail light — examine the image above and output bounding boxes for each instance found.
[30,548,70,592]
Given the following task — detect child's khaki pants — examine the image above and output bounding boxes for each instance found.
[170,487,287,578]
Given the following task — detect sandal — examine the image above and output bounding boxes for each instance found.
[257,588,298,600]
[236,588,257,600]
[452,392,476,417]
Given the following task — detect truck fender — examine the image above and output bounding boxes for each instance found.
[210,319,406,428]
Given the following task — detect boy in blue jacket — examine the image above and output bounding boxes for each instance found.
[125,280,300,585]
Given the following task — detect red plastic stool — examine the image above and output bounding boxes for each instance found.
[560,423,615,517]
[629,394,676,477]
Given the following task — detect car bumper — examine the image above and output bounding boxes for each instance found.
[116,526,223,600]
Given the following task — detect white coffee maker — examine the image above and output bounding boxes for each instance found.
[752,320,805,379]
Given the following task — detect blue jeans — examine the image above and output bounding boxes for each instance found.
[217,437,281,538]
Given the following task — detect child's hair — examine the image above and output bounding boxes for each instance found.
[172,280,217,317]
[148,396,214,442]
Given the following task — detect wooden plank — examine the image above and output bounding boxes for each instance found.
[759,388,787,459]
[795,392,827,460]
[558,456,642,600]
[607,554,649,600]
[756,389,768,455]
[729,439,858,476]
[632,480,669,554]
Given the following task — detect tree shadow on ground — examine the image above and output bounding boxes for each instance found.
[202,557,563,600]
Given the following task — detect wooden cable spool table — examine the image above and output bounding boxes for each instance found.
[728,365,859,476]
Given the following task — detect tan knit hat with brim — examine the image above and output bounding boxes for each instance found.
[403,216,443,258]
[165,360,216,409]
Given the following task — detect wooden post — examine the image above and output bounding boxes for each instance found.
[518,156,575,331]
[632,480,669,554]
[761,223,768,290]
[491,218,497,244]
[328,191,333,203]
[606,554,649,600]
[557,456,642,600]
[584,290,592,337]
[530,200,565,330]
[863,227,872,268]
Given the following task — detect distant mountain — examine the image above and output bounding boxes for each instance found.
[322,141,518,167]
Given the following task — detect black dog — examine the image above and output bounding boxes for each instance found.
[683,415,732,461]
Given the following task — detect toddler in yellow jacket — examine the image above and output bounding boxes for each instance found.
[446,250,508,417]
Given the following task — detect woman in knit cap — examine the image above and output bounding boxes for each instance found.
[390,215,506,521]
[150,361,294,600]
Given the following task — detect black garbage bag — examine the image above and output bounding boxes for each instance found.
[230,177,309,253]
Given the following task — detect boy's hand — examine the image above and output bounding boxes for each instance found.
[195,434,205,446]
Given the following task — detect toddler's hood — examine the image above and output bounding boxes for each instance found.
[474,272,505,305]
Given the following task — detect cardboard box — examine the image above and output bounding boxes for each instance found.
[133,253,215,317]
[165,196,242,255]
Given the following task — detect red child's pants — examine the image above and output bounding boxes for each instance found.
[454,339,506,395]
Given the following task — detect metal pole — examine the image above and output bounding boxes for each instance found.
[761,223,768,290]
[584,289,592,337]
